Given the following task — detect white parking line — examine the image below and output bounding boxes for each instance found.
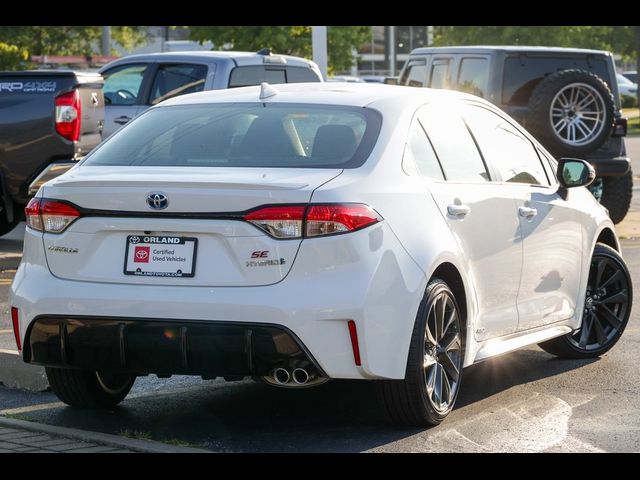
[0,329,13,334]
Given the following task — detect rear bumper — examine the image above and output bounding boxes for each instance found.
[587,156,630,177]
[25,316,324,378]
[10,223,427,380]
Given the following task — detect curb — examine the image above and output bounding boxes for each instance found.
[0,415,210,453]
[0,350,49,391]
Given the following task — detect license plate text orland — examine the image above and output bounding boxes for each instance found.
[124,235,197,277]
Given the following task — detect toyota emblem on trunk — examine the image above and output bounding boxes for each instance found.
[146,192,169,210]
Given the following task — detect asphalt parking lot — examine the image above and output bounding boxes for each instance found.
[1,138,640,452]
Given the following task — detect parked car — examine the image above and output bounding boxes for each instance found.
[616,73,638,98]
[622,70,637,84]
[99,49,323,138]
[11,83,632,426]
[397,46,632,224]
[361,75,386,83]
[0,70,104,235]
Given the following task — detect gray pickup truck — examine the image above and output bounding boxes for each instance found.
[0,70,104,235]
[99,49,323,137]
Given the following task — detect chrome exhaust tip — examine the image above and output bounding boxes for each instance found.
[273,367,290,385]
[292,368,310,385]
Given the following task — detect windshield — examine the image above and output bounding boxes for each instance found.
[85,103,382,169]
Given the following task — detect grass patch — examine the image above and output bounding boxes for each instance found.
[622,107,639,119]
[2,413,32,421]
[163,438,201,448]
[119,428,152,441]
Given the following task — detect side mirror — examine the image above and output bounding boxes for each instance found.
[384,77,399,85]
[557,158,596,189]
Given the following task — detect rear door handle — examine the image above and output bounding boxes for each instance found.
[447,204,471,218]
[114,116,131,125]
[519,206,538,218]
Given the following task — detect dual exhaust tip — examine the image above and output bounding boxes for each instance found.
[273,367,312,385]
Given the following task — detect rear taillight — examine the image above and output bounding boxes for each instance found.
[244,204,382,239]
[25,198,81,233]
[11,307,21,352]
[55,89,81,142]
[244,206,305,239]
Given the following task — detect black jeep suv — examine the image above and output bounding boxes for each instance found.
[397,46,631,223]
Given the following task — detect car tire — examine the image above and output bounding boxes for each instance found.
[46,368,135,408]
[599,167,633,224]
[526,69,615,157]
[0,202,20,237]
[538,243,632,359]
[375,278,464,426]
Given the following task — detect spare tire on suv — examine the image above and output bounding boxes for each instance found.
[526,69,616,158]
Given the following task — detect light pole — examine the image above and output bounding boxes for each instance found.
[101,26,111,56]
[312,26,328,80]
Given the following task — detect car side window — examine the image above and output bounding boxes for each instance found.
[401,61,428,87]
[463,105,550,186]
[102,64,148,105]
[457,58,489,98]
[229,66,286,87]
[402,119,444,180]
[285,66,321,83]
[149,64,208,105]
[418,107,489,182]
[430,59,451,89]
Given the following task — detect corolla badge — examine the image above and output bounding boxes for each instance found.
[146,192,169,210]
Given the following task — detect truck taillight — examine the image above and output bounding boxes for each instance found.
[55,89,81,142]
[25,198,81,233]
[244,204,382,239]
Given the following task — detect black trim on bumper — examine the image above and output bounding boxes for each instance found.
[25,316,325,378]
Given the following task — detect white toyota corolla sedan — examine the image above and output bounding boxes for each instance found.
[10,82,632,425]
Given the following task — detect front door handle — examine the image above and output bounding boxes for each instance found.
[519,206,538,218]
[447,204,471,218]
[114,116,131,125]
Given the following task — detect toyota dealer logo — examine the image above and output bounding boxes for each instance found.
[129,236,141,244]
[134,246,150,263]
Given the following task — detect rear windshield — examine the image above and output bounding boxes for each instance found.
[84,103,382,169]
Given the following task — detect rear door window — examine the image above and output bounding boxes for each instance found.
[285,66,321,83]
[418,106,489,182]
[457,57,489,98]
[402,119,444,179]
[149,63,208,105]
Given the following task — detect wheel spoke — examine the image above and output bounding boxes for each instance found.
[433,364,443,406]
[435,295,445,341]
[576,95,596,110]
[424,353,437,369]
[442,309,457,337]
[594,258,608,289]
[426,308,437,345]
[440,352,460,383]
[599,269,622,291]
[592,316,607,345]
[579,313,594,348]
[426,362,436,396]
[441,370,452,405]
[575,120,590,139]
[597,304,623,329]
[598,290,627,305]
[440,332,461,353]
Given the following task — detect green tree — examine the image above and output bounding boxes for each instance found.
[0,26,148,57]
[189,26,370,73]
[0,41,29,70]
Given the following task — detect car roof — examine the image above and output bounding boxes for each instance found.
[99,51,316,70]
[159,82,478,110]
[410,45,611,56]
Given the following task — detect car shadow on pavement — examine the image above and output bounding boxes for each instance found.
[23,347,598,452]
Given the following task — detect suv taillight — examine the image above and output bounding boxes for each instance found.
[25,198,81,233]
[244,204,382,239]
[55,89,81,142]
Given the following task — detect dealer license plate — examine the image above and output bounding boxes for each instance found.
[124,235,197,278]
